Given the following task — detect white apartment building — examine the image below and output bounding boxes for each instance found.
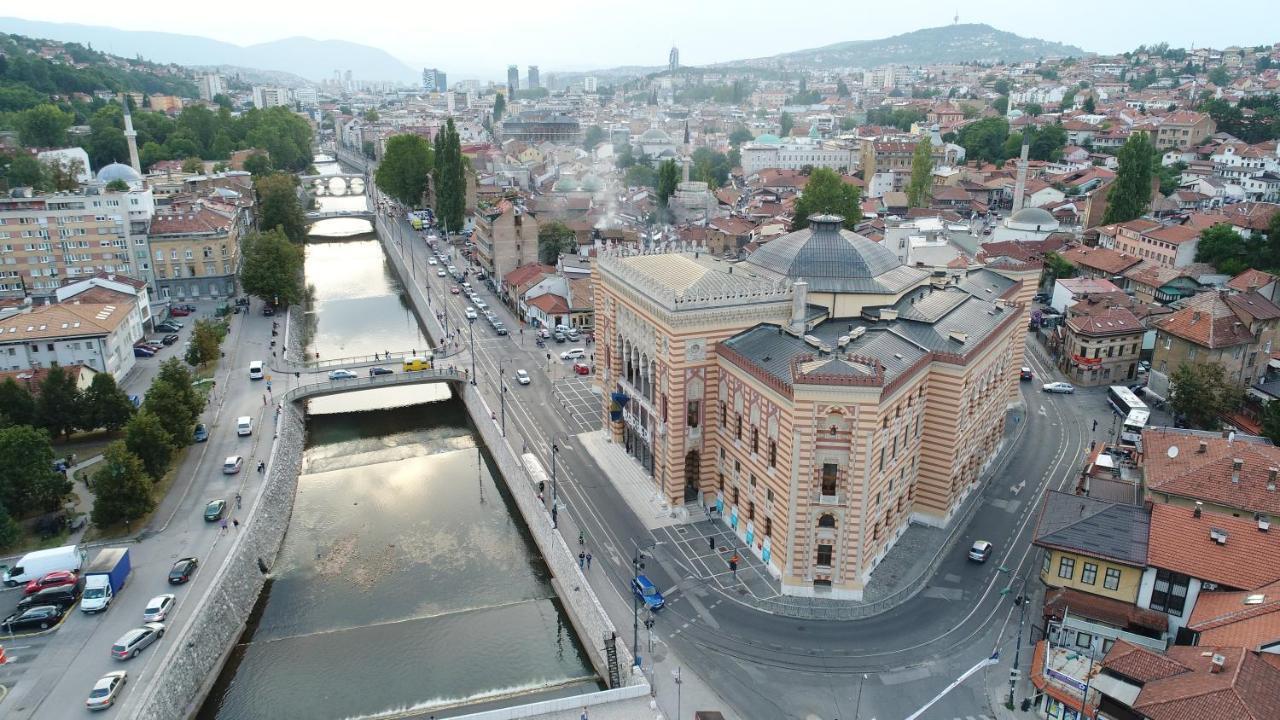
[0,303,140,380]
[251,86,291,109]
[199,74,226,101]
[741,138,858,176]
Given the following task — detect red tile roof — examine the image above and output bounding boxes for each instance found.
[1187,580,1280,649]
[1143,224,1200,245]
[1229,269,1277,293]
[1153,291,1257,349]
[1042,588,1168,633]
[528,293,569,314]
[1103,640,1193,683]
[1058,245,1142,275]
[1147,503,1280,590]
[1131,646,1280,720]
[502,263,555,289]
[1142,428,1280,517]
[149,204,233,236]
[1065,306,1144,337]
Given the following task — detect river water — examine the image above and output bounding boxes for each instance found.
[197,158,599,720]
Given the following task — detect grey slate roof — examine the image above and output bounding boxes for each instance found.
[744,216,927,294]
[1033,491,1151,566]
[957,268,1017,300]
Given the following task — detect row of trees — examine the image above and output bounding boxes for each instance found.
[0,368,135,440]
[1195,214,1280,275]
[373,118,467,233]
[433,118,467,234]
[239,171,309,307]
[948,117,1068,167]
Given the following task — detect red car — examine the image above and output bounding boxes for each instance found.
[25,570,79,596]
[450,286,460,294]
[573,362,591,376]
[168,307,191,317]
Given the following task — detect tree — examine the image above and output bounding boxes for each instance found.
[16,104,73,147]
[1023,102,1043,117]
[583,125,605,151]
[361,140,376,160]
[836,79,850,97]
[6,153,46,188]
[240,229,305,307]
[690,147,732,189]
[955,117,1010,166]
[124,411,176,480]
[375,134,434,207]
[90,441,155,528]
[46,157,85,191]
[84,104,129,170]
[243,152,272,176]
[793,167,862,230]
[728,127,754,147]
[1208,66,1230,86]
[0,378,37,428]
[492,92,506,121]
[78,373,135,432]
[105,179,129,192]
[655,159,680,215]
[624,163,657,188]
[993,79,1011,95]
[181,156,203,174]
[1042,252,1078,283]
[614,143,636,169]
[1195,223,1248,275]
[1263,399,1280,446]
[37,365,81,440]
[1082,96,1097,114]
[255,173,307,242]
[0,505,19,549]
[906,141,933,209]
[538,221,576,264]
[362,109,379,122]
[185,319,224,367]
[1028,124,1068,162]
[1170,361,1240,429]
[0,425,68,516]
[993,96,1009,115]
[779,112,794,138]
[1103,132,1156,224]
[433,118,466,234]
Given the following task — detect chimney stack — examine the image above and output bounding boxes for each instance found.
[1193,501,1203,518]
[789,281,809,335]
[1210,654,1226,673]
[1197,440,1208,454]
[1232,458,1243,484]
[1269,468,1278,492]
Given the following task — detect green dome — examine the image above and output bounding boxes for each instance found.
[752,133,781,145]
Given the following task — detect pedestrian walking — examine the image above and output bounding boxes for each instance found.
[730,553,740,577]
[232,518,239,529]
[1092,419,1098,432]
[708,535,716,552]
[580,708,588,720]
[578,551,585,569]
[585,552,592,569]
[220,517,228,532]
[235,492,242,508]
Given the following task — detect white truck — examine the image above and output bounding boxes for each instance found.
[2,544,84,586]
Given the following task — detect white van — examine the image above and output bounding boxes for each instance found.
[2,545,83,586]
[249,361,264,380]
[236,416,253,436]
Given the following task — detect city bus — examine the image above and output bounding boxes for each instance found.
[1120,408,1150,446]
[1107,385,1147,418]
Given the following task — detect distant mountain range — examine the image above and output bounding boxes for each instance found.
[0,17,418,84]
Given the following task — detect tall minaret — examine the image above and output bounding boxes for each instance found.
[118,93,141,174]
[1011,139,1030,212]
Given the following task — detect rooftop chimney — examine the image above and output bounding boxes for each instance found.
[789,281,809,335]
[1232,458,1243,483]
[1210,654,1226,673]
[1194,501,1203,518]
[1269,468,1278,492]
[1198,440,1208,454]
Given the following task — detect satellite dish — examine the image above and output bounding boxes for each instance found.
[1168,445,1179,458]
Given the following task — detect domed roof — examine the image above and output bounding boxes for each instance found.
[744,215,908,294]
[96,162,141,184]
[752,133,781,145]
[1007,206,1058,230]
[638,128,672,142]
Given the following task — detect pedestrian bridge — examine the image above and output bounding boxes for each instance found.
[305,209,376,224]
[282,367,465,403]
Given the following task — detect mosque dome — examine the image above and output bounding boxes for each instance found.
[96,162,141,184]
[751,133,782,145]
[1006,207,1058,231]
[638,128,672,143]
[744,215,906,293]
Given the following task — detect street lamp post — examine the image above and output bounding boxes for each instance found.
[672,666,683,720]
[468,315,476,385]
[630,541,655,668]
[1006,567,1032,709]
[498,358,508,437]
[550,440,560,516]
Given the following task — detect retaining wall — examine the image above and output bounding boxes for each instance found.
[124,401,306,719]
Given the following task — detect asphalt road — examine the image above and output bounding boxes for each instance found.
[387,215,1104,720]
[0,300,295,719]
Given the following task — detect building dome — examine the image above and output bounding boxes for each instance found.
[751,133,782,145]
[744,214,907,293]
[638,128,672,143]
[1006,206,1058,231]
[96,162,141,184]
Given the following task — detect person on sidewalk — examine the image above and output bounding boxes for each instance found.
[578,551,585,569]
[708,535,716,552]
[585,552,592,569]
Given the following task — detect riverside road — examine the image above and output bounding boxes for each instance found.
[380,208,1099,720]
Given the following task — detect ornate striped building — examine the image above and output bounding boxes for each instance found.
[593,216,1038,598]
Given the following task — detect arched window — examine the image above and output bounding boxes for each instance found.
[818,514,836,528]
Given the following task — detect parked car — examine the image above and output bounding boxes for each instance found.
[450,286,460,294]
[111,622,165,660]
[552,332,567,344]
[515,369,531,385]
[222,456,243,475]
[437,269,447,277]
[968,540,993,563]
[427,258,438,265]
[464,307,478,320]
[262,305,275,317]
[193,423,208,442]
[17,583,82,612]
[204,499,227,521]
[167,557,198,585]
[168,307,191,317]
[24,570,79,596]
[573,362,591,376]
[161,334,180,346]
[161,319,184,329]
[1020,366,1034,381]
[142,594,175,622]
[1042,382,1075,394]
[369,366,394,376]
[1,604,64,632]
[560,348,586,360]
[155,322,181,333]
[133,346,156,358]
[329,369,358,380]
[631,574,665,610]
[493,323,508,336]
[85,671,127,711]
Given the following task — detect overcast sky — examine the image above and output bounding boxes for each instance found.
[12,0,1280,80]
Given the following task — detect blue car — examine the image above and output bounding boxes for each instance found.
[193,423,208,443]
[631,574,665,610]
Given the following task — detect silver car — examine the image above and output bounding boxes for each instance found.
[142,594,175,622]
[86,671,127,711]
[111,622,165,660]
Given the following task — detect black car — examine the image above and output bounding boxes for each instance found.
[17,583,82,612]
[263,305,275,317]
[168,557,198,585]
[161,334,180,346]
[368,366,394,376]
[155,322,181,333]
[2,604,63,632]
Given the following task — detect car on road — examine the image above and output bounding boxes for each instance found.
[161,319,185,329]
[222,456,243,475]
[111,622,165,660]
[552,331,566,343]
[168,307,191,317]
[1042,381,1076,394]
[24,570,79,595]
[450,286,460,294]
[133,346,155,358]
[573,362,591,376]
[161,334,180,345]
[493,323,508,336]
[560,348,586,360]
[204,499,227,521]
[193,423,208,442]
[168,557,198,585]
[631,574,665,610]
[515,369,531,385]
[427,257,438,265]
[2,604,64,632]
[1020,366,1034,381]
[17,583,81,612]
[142,594,175,622]
[85,671,127,711]
[263,305,275,317]
[437,269,447,277]
[329,369,358,380]
[155,322,181,333]
[968,540,993,563]
[465,307,478,320]
[369,366,394,376]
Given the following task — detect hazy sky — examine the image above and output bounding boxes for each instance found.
[13,0,1280,80]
